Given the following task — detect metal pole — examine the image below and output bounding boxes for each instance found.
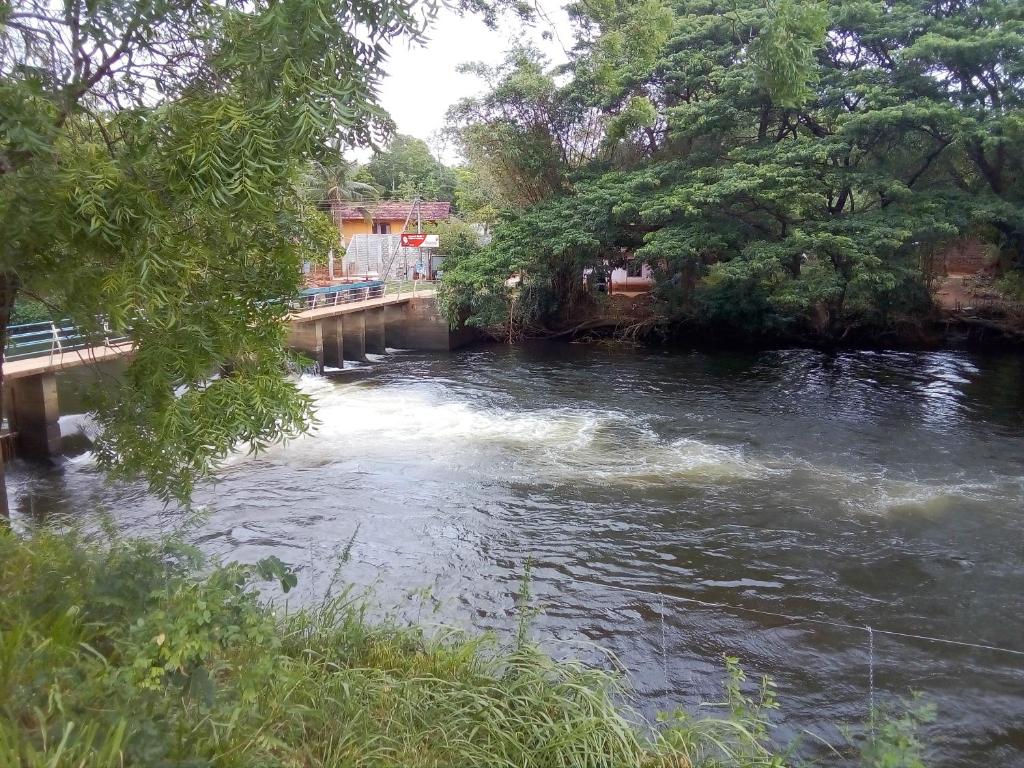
[49,321,61,363]
[416,199,422,280]
[381,199,418,281]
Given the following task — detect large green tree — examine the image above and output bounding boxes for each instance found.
[358,133,458,201]
[0,0,426,515]
[445,0,1024,340]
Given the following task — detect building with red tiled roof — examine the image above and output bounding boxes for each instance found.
[331,200,451,242]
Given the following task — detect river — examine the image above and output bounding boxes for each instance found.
[7,344,1024,766]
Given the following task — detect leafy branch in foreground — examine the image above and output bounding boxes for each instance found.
[0,0,427,510]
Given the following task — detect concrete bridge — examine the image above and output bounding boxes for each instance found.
[2,281,469,461]
[288,280,473,368]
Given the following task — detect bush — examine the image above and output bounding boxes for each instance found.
[997,270,1024,301]
[0,528,932,767]
[9,297,52,325]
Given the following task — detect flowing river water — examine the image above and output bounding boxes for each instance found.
[7,344,1024,766]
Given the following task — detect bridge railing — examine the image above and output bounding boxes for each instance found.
[294,279,438,310]
[292,280,386,311]
[5,279,442,363]
[385,279,438,297]
[4,320,131,363]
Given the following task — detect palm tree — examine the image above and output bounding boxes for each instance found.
[302,159,380,216]
[299,160,381,279]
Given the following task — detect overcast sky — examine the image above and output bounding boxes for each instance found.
[354,1,573,164]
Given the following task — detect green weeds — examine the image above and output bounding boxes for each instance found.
[0,529,932,766]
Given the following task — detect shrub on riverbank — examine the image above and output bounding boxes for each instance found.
[0,528,928,767]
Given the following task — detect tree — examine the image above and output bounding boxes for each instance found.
[300,157,380,245]
[442,0,1024,340]
[0,0,426,516]
[358,133,458,201]
[453,162,502,230]
[302,159,381,209]
[447,47,582,208]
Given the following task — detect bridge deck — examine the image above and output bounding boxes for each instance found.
[291,289,435,321]
[2,290,437,379]
[3,342,134,380]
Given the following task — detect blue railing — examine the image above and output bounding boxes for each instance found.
[4,279,434,363]
[4,320,130,363]
[293,280,385,310]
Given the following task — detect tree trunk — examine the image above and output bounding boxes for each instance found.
[757,102,771,142]
[0,270,18,518]
[994,221,1024,270]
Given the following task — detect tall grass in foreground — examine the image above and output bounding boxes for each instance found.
[0,528,930,767]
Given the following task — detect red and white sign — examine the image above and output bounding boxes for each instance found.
[400,233,439,248]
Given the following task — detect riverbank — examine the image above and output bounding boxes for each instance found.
[445,269,1024,352]
[534,296,1024,352]
[0,528,931,767]
[654,315,1024,352]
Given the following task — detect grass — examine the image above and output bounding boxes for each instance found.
[0,527,931,767]
[996,270,1024,302]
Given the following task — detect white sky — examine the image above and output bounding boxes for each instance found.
[353,0,574,164]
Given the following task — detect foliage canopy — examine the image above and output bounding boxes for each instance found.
[358,133,458,202]
[0,0,427,505]
[444,0,1024,340]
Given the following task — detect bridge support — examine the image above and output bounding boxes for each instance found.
[284,294,478,369]
[342,312,366,362]
[287,320,324,370]
[364,308,386,354]
[322,317,344,369]
[398,298,470,350]
[384,304,409,348]
[8,373,61,458]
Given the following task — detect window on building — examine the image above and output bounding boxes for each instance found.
[372,222,391,235]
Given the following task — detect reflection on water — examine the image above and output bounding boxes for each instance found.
[8,344,1024,766]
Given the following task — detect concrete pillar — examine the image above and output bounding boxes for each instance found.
[342,311,366,361]
[377,297,478,351]
[322,317,344,369]
[364,307,386,354]
[400,297,455,351]
[9,373,61,458]
[287,320,324,371]
[384,303,408,349]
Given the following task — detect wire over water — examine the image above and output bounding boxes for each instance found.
[867,625,875,732]
[578,580,1024,658]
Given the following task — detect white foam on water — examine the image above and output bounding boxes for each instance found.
[871,478,1017,515]
[540,435,774,486]
[797,461,1018,517]
[58,412,100,441]
[53,374,1016,510]
[255,377,774,485]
